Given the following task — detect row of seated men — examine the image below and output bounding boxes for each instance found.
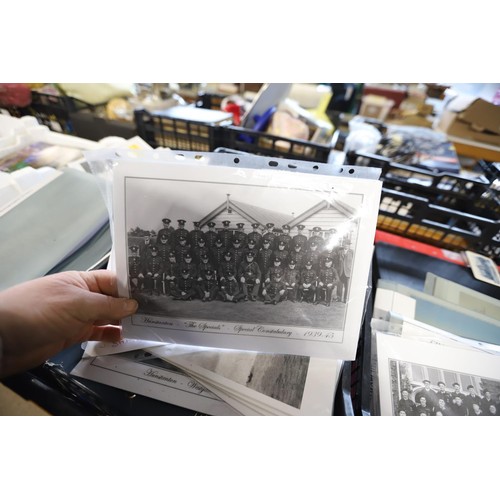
[397,381,499,416]
[129,243,346,305]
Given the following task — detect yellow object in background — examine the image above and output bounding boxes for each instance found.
[58,83,134,105]
[288,83,334,128]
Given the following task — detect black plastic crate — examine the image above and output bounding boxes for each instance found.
[196,92,334,162]
[347,151,500,220]
[134,108,226,151]
[378,187,500,262]
[345,151,500,262]
[220,126,332,162]
[21,91,100,134]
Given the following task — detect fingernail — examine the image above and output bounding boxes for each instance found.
[124,299,138,314]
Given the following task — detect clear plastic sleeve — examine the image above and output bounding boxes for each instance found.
[85,149,382,360]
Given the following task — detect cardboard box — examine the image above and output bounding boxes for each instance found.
[437,95,500,147]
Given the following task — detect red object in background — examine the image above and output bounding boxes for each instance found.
[375,230,467,266]
[223,102,241,126]
[0,83,32,107]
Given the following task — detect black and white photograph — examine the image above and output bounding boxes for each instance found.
[113,157,381,359]
[389,360,500,416]
[376,333,500,416]
[151,344,341,415]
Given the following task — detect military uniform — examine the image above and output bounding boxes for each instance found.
[174,238,192,264]
[238,254,262,301]
[243,239,259,260]
[179,255,198,279]
[234,223,247,247]
[189,222,205,248]
[218,273,244,303]
[247,223,263,250]
[163,255,179,295]
[173,219,190,246]
[143,246,164,295]
[319,248,338,269]
[128,246,143,292]
[276,225,292,251]
[204,222,219,249]
[262,223,276,250]
[156,218,175,246]
[316,261,340,305]
[299,264,317,303]
[219,220,234,249]
[257,241,274,277]
[283,262,300,302]
[265,258,285,284]
[211,240,227,272]
[192,240,210,264]
[292,225,308,252]
[197,255,215,284]
[198,269,219,301]
[273,243,289,267]
[305,245,321,270]
[218,253,237,283]
[172,271,196,301]
[289,246,306,270]
[228,240,246,268]
[156,236,172,263]
[308,227,325,252]
[263,274,286,304]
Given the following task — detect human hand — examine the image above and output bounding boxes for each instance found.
[0,270,138,378]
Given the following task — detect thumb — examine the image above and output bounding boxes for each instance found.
[79,292,138,323]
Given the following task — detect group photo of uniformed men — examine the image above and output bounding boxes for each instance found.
[128,217,354,308]
[394,376,500,416]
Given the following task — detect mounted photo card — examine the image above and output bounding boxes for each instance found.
[110,151,382,360]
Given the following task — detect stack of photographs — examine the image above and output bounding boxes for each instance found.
[372,274,500,416]
[71,339,342,416]
[74,150,382,415]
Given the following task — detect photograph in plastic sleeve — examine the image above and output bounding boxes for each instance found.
[71,347,240,416]
[376,333,500,416]
[113,158,381,359]
[148,344,342,416]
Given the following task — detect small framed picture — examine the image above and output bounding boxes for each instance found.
[465,251,500,287]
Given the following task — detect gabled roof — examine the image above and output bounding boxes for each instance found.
[199,199,291,228]
[287,199,355,226]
